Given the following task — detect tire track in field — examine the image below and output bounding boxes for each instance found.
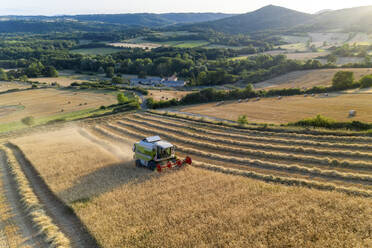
[5,144,100,248]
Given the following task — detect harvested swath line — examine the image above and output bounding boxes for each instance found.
[117,120,372,172]
[126,116,372,161]
[93,125,372,196]
[147,111,372,139]
[101,124,372,186]
[137,113,372,152]
[191,161,372,198]
[0,145,71,248]
[145,112,372,144]
[146,112,372,144]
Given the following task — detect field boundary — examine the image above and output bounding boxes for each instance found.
[5,143,100,248]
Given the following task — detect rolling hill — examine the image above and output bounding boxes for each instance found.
[303,6,372,32]
[0,13,235,28]
[185,5,313,34]
[183,5,372,34]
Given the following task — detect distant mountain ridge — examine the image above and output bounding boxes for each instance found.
[183,5,372,34]
[0,13,236,27]
[184,5,313,34]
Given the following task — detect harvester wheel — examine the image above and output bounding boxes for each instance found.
[148,161,157,171]
[135,159,142,167]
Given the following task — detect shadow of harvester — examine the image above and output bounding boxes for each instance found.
[59,160,155,203]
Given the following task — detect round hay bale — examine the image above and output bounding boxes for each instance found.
[349,110,356,117]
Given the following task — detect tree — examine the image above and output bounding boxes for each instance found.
[106,67,115,78]
[360,75,372,88]
[43,66,58,77]
[332,71,354,90]
[112,76,123,84]
[21,116,35,126]
[245,83,253,93]
[117,93,129,104]
[0,68,8,81]
[327,54,337,64]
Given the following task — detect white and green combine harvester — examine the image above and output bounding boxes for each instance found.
[133,136,192,172]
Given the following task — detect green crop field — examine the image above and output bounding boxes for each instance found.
[70,47,124,55]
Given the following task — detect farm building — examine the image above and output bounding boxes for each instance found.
[130,75,186,87]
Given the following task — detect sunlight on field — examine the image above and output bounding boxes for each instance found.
[254,68,372,90]
[29,77,85,87]
[148,90,192,101]
[0,81,30,92]
[0,88,116,124]
[10,119,372,248]
[182,93,372,124]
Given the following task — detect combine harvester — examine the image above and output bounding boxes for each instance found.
[133,136,192,172]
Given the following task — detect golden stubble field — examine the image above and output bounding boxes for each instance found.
[28,77,86,87]
[0,81,30,92]
[254,68,372,90]
[0,88,116,123]
[182,93,372,124]
[147,90,192,101]
[9,112,372,248]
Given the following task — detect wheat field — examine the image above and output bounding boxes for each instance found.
[8,111,372,247]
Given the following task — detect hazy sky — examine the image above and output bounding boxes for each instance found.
[1,0,371,15]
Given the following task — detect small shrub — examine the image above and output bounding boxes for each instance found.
[117,93,129,104]
[237,115,248,126]
[21,116,35,126]
[47,118,66,125]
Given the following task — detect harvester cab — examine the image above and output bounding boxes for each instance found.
[133,136,192,172]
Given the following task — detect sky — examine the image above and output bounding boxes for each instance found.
[0,0,371,15]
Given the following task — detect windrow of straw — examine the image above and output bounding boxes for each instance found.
[137,113,372,151]
[191,161,372,198]
[127,116,372,160]
[98,124,372,185]
[92,125,372,197]
[117,120,372,171]
[147,111,372,144]
[0,145,71,248]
